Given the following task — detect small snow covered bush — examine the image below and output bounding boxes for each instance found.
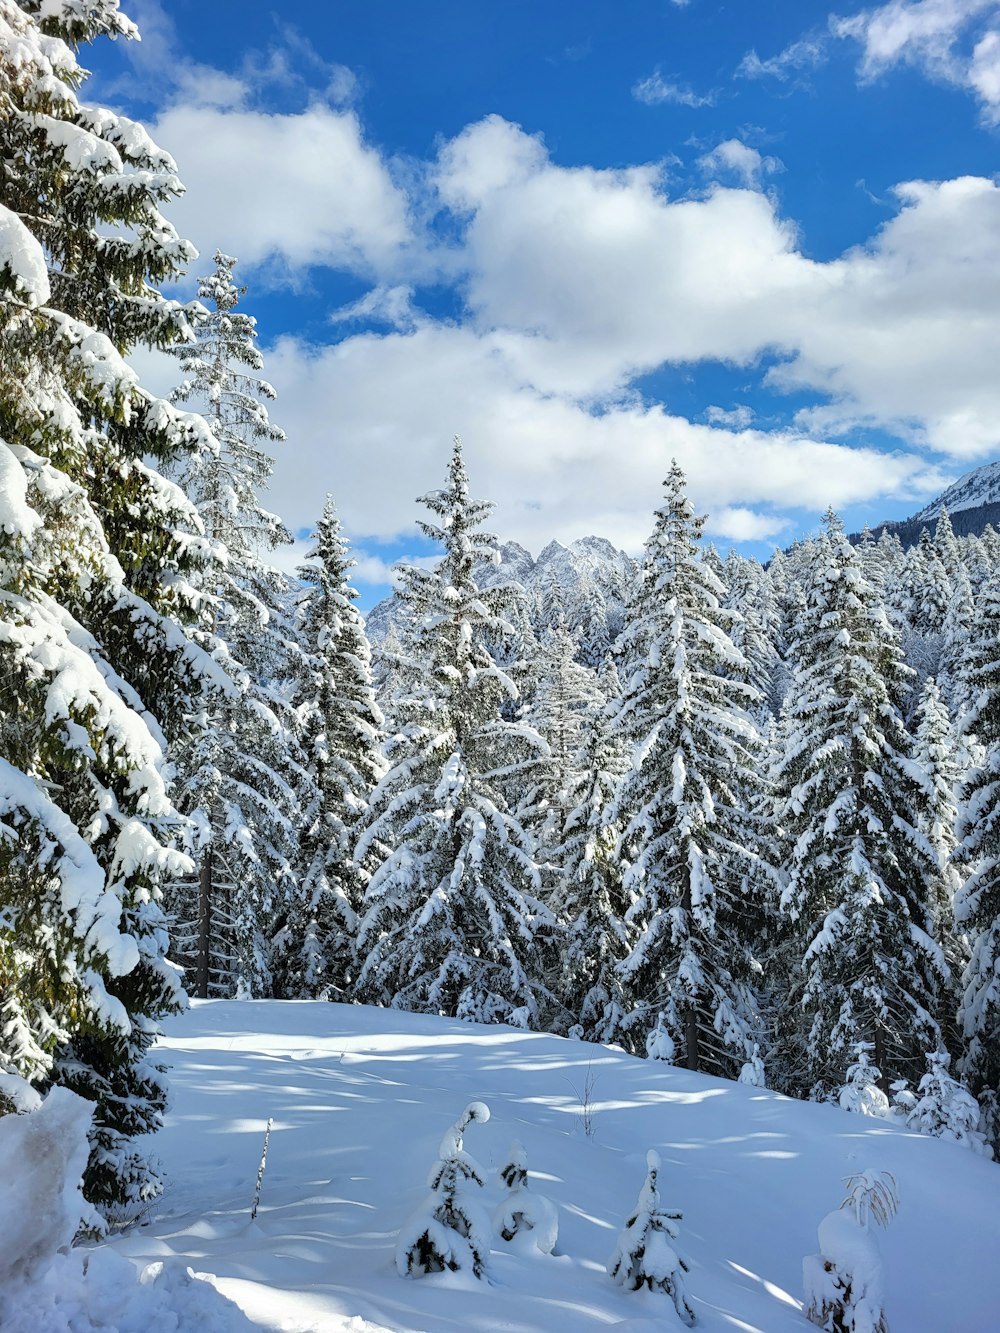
[838,1043,889,1117]
[646,1012,676,1063]
[493,1140,558,1254]
[738,1044,767,1088]
[396,1100,492,1279]
[608,1149,695,1325]
[905,1051,992,1155]
[803,1169,898,1333]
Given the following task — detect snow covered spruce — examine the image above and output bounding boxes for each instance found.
[0,0,225,1219]
[803,1169,899,1333]
[396,1100,493,1279]
[493,1139,559,1255]
[607,1148,696,1325]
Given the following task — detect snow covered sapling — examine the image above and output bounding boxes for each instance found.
[646,1012,676,1064]
[608,1149,696,1325]
[839,1043,889,1118]
[396,1101,492,1279]
[493,1140,558,1254]
[804,1170,898,1333]
[738,1044,767,1088]
[905,1052,992,1156]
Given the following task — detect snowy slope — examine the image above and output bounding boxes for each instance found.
[911,459,1000,522]
[89,1000,1000,1333]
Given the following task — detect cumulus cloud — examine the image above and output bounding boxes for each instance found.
[153,102,413,278]
[259,323,947,568]
[706,405,755,428]
[834,0,1000,121]
[697,139,783,186]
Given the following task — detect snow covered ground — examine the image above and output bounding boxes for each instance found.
[53,1001,1000,1329]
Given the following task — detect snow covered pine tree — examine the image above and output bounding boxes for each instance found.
[165,251,307,999]
[0,0,224,1217]
[356,438,550,1025]
[274,497,384,998]
[610,461,767,1076]
[608,1148,696,1324]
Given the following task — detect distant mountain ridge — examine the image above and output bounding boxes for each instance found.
[850,457,1000,549]
[366,535,636,667]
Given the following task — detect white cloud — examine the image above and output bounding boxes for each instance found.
[737,36,829,80]
[706,404,755,428]
[152,102,413,278]
[631,70,717,107]
[258,323,947,566]
[708,507,789,542]
[697,139,783,186]
[430,119,1000,459]
[834,0,1000,120]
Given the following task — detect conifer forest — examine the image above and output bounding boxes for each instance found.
[2,4,1000,1331]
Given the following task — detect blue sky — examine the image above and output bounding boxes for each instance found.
[87,0,1000,604]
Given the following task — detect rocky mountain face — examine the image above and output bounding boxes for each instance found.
[366,536,637,668]
[849,457,1000,549]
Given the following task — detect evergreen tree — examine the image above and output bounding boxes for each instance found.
[0,0,222,1215]
[356,439,549,1024]
[911,677,965,1042]
[610,463,767,1075]
[608,1149,696,1324]
[773,515,945,1097]
[522,609,603,896]
[724,551,783,718]
[396,1101,492,1278]
[558,658,632,1041]
[165,252,305,999]
[274,498,384,998]
[905,1050,991,1154]
[493,1139,558,1253]
[955,573,1000,1151]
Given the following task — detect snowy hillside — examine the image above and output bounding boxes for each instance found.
[42,1001,1000,1332]
[911,459,1000,522]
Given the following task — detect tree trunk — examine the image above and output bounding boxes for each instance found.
[196,851,212,999]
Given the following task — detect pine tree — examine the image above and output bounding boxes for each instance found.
[522,609,603,896]
[396,1101,492,1278]
[803,1171,897,1333]
[493,1139,558,1253]
[165,252,305,999]
[0,0,222,1215]
[773,516,945,1098]
[838,1043,890,1118]
[608,1149,696,1324]
[955,573,1000,1151]
[356,439,549,1025]
[274,498,384,998]
[558,658,632,1041]
[610,463,767,1076]
[905,1050,991,1154]
[911,678,964,1044]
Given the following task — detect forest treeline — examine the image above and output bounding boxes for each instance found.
[1,0,998,1228]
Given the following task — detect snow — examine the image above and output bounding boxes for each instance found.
[0,201,50,306]
[14,998,984,1333]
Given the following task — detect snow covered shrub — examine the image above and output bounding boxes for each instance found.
[396,1101,492,1279]
[905,1051,992,1155]
[839,1043,889,1117]
[738,1044,767,1087]
[0,1087,97,1293]
[493,1140,558,1254]
[608,1149,696,1325]
[803,1169,898,1333]
[646,1012,676,1063]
